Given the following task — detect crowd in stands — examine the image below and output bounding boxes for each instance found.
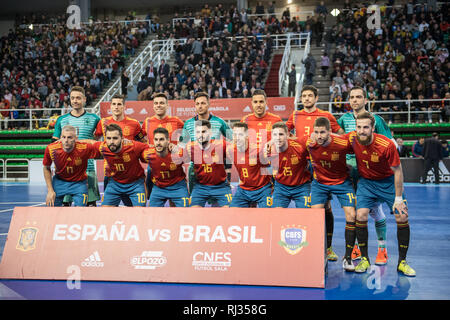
[325,0,449,124]
[137,2,328,101]
[0,12,150,130]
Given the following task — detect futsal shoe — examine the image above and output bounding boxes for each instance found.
[351,244,361,261]
[327,247,338,261]
[342,257,355,272]
[355,257,370,273]
[375,247,388,265]
[397,260,416,277]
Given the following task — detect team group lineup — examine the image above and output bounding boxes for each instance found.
[42,85,415,276]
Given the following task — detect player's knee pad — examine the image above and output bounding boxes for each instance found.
[369,203,386,221]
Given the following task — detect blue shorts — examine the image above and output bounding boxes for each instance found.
[103,177,146,207]
[272,181,311,208]
[230,183,273,208]
[53,176,88,207]
[149,180,190,207]
[310,179,356,208]
[356,175,407,211]
[190,182,232,207]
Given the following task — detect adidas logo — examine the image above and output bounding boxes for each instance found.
[243,106,251,112]
[140,108,148,115]
[81,251,104,268]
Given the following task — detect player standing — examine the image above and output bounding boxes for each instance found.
[265,122,311,208]
[307,117,357,271]
[52,86,101,206]
[147,127,190,207]
[348,112,415,276]
[43,125,97,207]
[241,89,282,149]
[286,85,344,261]
[227,122,273,208]
[185,120,232,207]
[337,86,391,264]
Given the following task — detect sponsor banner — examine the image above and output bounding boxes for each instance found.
[100,97,295,122]
[0,207,325,288]
[401,158,450,183]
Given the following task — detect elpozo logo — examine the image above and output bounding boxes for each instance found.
[278,225,308,255]
[16,227,38,252]
[130,251,167,270]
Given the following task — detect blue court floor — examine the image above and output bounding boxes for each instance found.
[0,182,449,300]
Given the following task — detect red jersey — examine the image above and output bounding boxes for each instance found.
[286,108,341,140]
[241,112,282,147]
[142,115,184,144]
[347,132,400,180]
[43,141,96,182]
[95,116,145,141]
[92,140,151,184]
[147,148,187,188]
[270,139,310,186]
[307,134,353,185]
[226,143,271,191]
[186,139,227,186]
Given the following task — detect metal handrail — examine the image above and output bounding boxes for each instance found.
[294,33,310,105]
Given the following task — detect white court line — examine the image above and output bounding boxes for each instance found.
[0,202,45,214]
[0,202,45,205]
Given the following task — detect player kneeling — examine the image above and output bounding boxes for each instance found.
[147,127,190,207]
[43,125,97,207]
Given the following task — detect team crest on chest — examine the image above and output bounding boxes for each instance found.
[331,152,339,161]
[371,152,379,162]
[74,157,82,166]
[291,155,299,165]
[122,153,131,162]
[123,126,130,137]
[169,162,177,171]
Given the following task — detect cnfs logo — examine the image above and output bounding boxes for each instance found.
[278,225,308,255]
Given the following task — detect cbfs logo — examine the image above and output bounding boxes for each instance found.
[278,225,308,255]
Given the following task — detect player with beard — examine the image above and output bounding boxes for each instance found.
[88,124,152,207]
[95,93,146,206]
[307,117,357,271]
[264,122,311,208]
[147,127,190,207]
[347,112,415,276]
[240,89,282,150]
[286,85,344,261]
[338,86,393,265]
[43,125,98,207]
[227,122,273,208]
[184,120,232,207]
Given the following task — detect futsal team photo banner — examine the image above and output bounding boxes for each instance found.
[100,97,295,121]
[0,207,325,288]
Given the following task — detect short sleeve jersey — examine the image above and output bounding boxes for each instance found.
[186,139,227,185]
[307,134,353,185]
[226,143,271,191]
[286,108,341,140]
[92,140,151,183]
[270,139,311,186]
[241,112,282,148]
[347,132,400,180]
[43,141,96,181]
[53,111,100,171]
[95,116,145,141]
[142,115,184,145]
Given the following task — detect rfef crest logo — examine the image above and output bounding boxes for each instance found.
[278,225,308,255]
[16,227,38,252]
